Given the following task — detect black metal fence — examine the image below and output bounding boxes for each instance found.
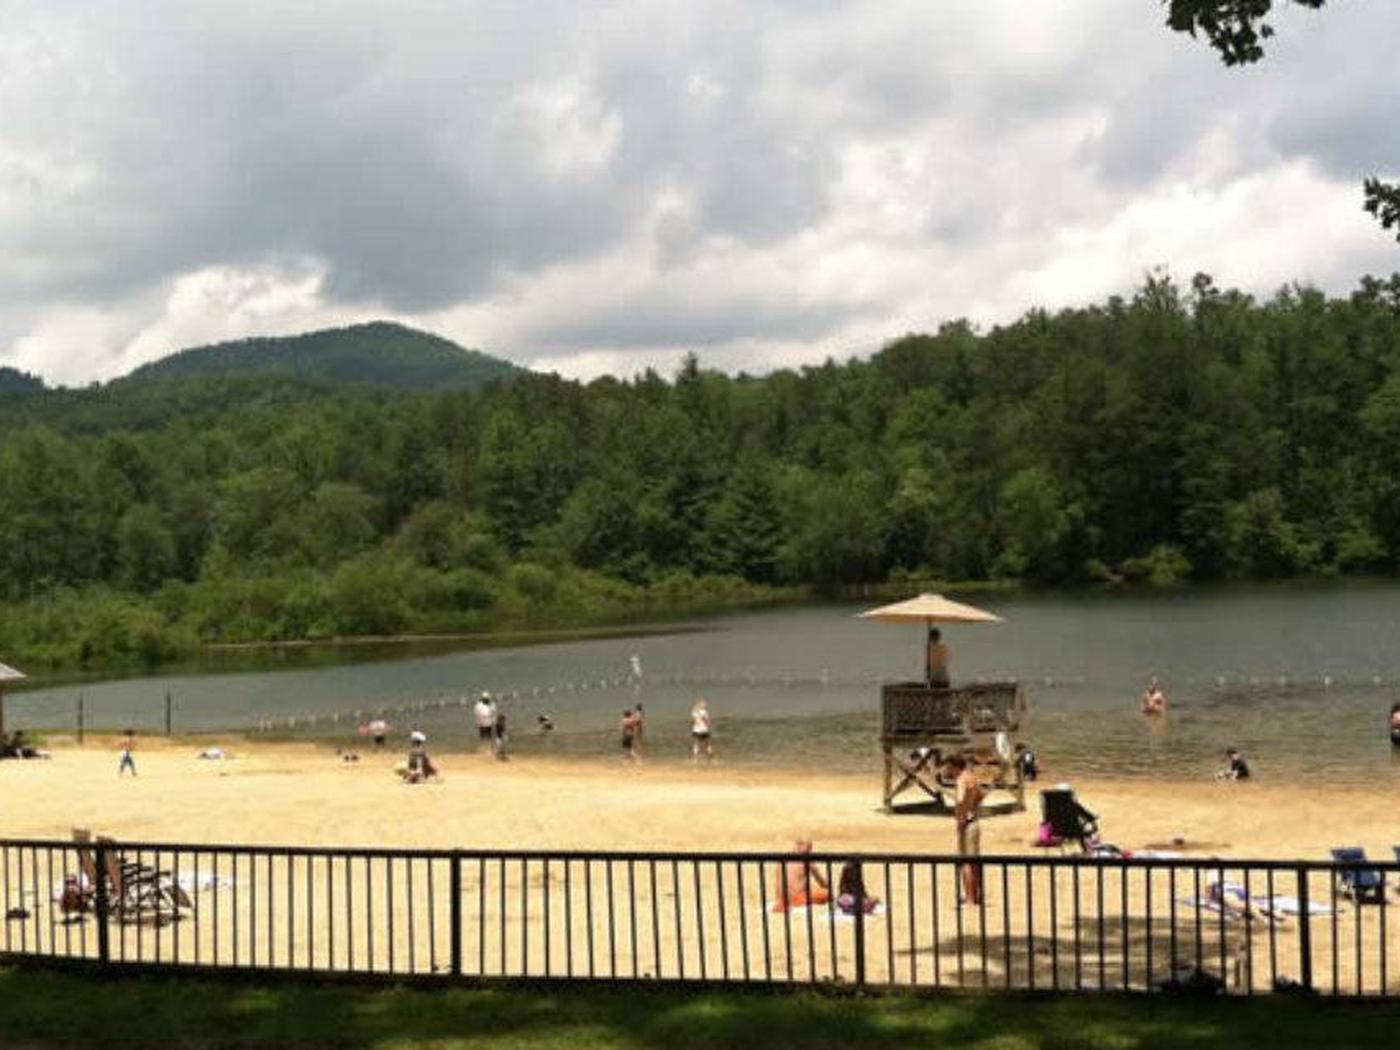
[2,838,1398,995]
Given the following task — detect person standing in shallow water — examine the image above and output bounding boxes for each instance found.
[118,730,137,777]
[690,697,714,762]
[926,628,950,688]
[620,708,643,763]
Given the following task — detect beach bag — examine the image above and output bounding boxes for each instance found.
[1035,822,1062,848]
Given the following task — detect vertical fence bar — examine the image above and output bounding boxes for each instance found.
[450,853,462,977]
[1298,866,1313,992]
[758,859,771,983]
[672,860,684,980]
[565,859,575,979]
[542,858,551,978]
[931,859,942,988]
[94,841,110,966]
[649,860,662,980]
[854,863,867,987]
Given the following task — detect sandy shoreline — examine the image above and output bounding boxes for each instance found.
[3,736,1393,863]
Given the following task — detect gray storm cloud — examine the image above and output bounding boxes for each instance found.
[1,0,1397,385]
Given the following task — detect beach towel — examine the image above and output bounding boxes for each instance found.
[1178,892,1331,919]
[175,872,237,892]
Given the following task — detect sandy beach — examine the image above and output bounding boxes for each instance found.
[5,737,1399,994]
[2,736,1392,861]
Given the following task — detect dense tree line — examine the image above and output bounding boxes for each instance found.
[4,272,1400,671]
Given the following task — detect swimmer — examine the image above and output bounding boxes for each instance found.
[1141,677,1167,715]
[536,713,555,734]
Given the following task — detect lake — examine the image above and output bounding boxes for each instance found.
[10,581,1400,781]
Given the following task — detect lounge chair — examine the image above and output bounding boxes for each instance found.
[72,828,190,922]
[1330,847,1385,904]
[1040,788,1099,853]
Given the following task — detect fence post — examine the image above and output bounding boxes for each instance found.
[450,852,463,977]
[853,860,867,987]
[164,691,173,736]
[1297,865,1313,992]
[94,841,111,966]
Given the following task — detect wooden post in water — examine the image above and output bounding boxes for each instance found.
[77,693,85,744]
[164,689,173,736]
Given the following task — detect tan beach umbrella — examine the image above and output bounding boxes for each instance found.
[0,660,26,737]
[858,593,1002,681]
[858,592,1003,625]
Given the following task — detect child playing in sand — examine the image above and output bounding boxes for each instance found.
[118,730,137,777]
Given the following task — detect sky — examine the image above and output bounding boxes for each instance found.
[2,0,1398,387]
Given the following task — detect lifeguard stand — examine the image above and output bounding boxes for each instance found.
[879,679,1028,814]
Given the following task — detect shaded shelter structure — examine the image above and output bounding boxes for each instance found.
[859,594,1028,814]
[0,660,26,738]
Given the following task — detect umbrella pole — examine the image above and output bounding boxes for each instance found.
[923,618,930,685]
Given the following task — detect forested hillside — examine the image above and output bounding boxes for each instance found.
[121,321,517,391]
[4,271,1400,672]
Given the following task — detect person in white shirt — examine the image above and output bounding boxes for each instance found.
[473,692,496,752]
[690,697,714,762]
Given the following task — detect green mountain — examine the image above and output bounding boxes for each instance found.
[119,321,519,391]
[0,366,45,397]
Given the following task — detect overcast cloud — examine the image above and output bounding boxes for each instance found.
[2,0,1397,386]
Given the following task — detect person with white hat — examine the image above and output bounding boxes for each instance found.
[403,729,438,783]
[472,692,496,752]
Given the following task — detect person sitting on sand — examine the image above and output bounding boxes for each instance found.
[1216,747,1251,781]
[1141,678,1167,715]
[836,861,881,915]
[774,839,830,912]
[403,730,439,784]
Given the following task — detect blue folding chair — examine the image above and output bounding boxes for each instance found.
[1331,847,1385,904]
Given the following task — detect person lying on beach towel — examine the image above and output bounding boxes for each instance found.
[1185,879,1326,923]
[773,839,830,913]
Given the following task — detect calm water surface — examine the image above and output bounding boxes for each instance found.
[11,582,1400,782]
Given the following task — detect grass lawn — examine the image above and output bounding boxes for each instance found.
[1,967,1397,1049]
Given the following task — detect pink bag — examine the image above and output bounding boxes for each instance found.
[1035,821,1063,847]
